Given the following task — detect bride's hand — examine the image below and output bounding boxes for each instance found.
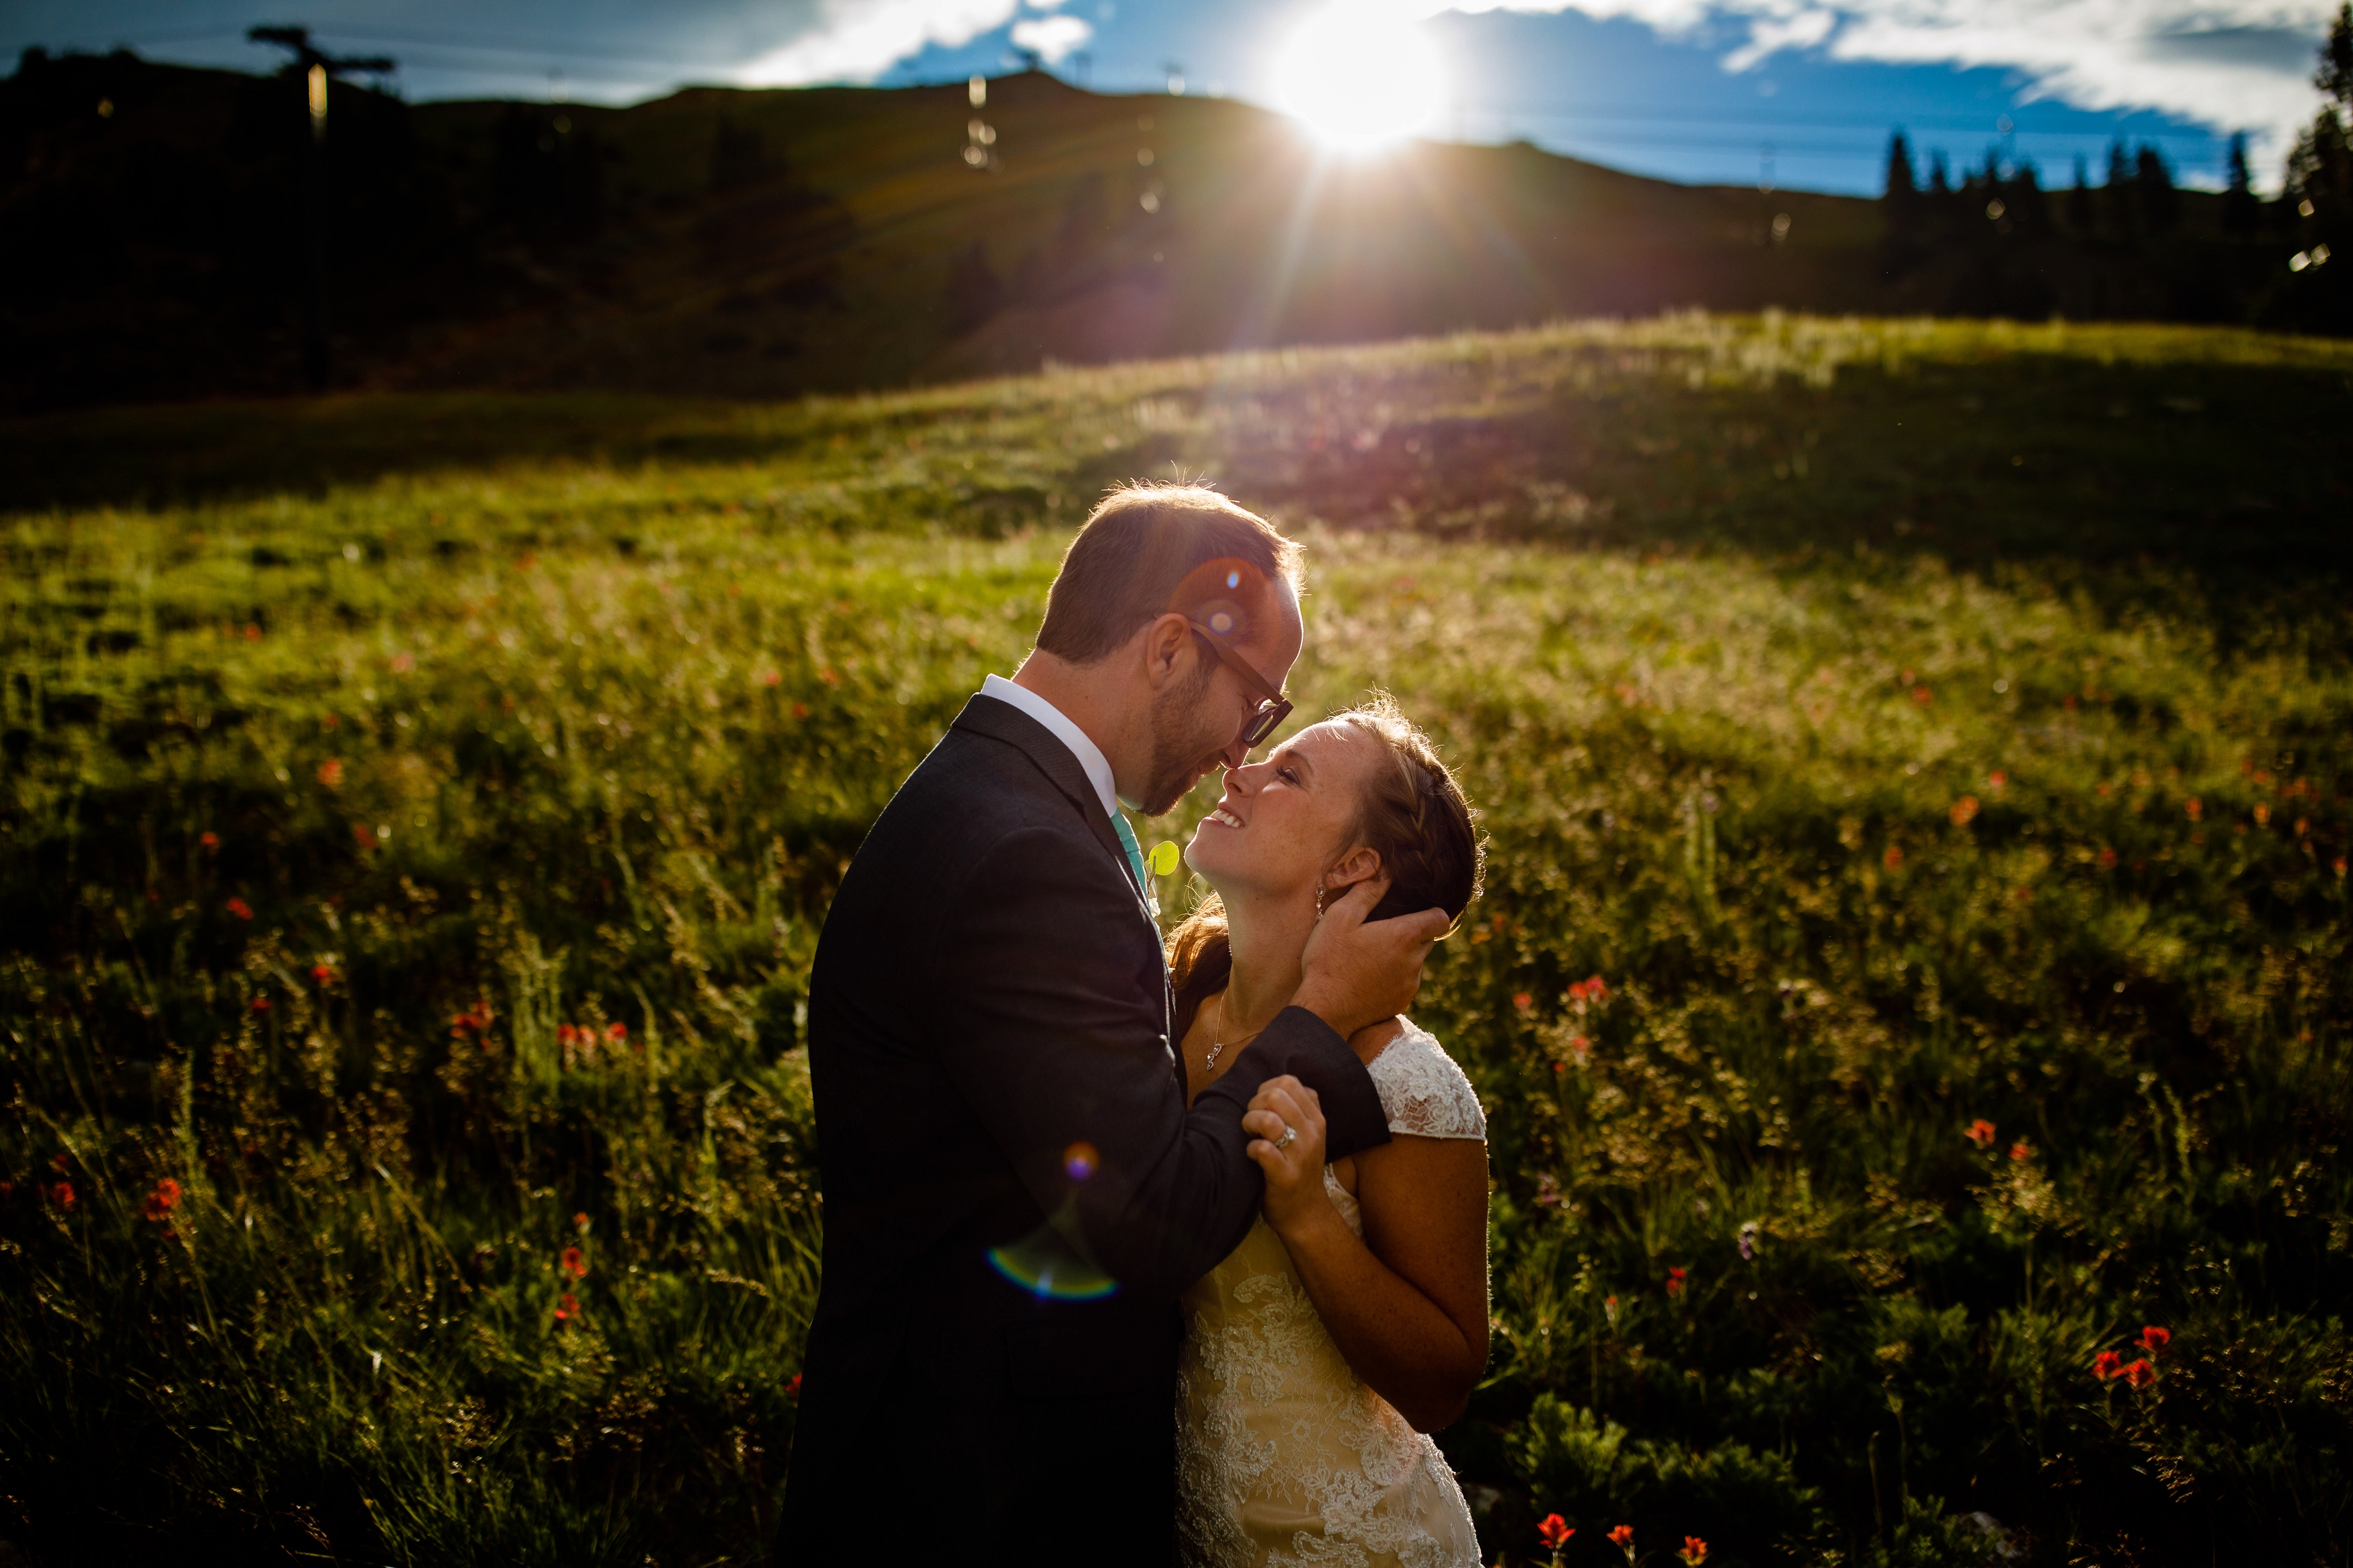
[1242,1075,1332,1236]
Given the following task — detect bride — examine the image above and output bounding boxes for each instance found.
[1170,694,1489,1568]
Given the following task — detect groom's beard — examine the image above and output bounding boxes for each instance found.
[1138,665,1223,816]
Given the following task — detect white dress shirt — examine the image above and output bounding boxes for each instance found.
[980,673,1119,819]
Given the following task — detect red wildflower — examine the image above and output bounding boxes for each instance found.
[1569,1034,1591,1061]
[607,1022,627,1042]
[1566,975,1609,1003]
[1681,1537,1710,1566]
[2139,1325,2170,1356]
[557,1024,577,1044]
[2008,1141,2030,1161]
[1513,992,1533,1012]
[1609,1525,1636,1549]
[47,1180,75,1211]
[225,898,253,920]
[2184,797,2202,821]
[1883,845,1904,870]
[2092,1350,2124,1380]
[1911,685,1933,705]
[311,964,334,983]
[1538,1513,1574,1551]
[561,1246,588,1280]
[317,758,343,788]
[554,1292,579,1323]
[251,997,270,1012]
[2334,857,2346,878]
[143,1178,182,1221]
[200,831,219,848]
[1666,1266,1687,1296]
[785,1372,803,1401]
[243,623,260,640]
[1950,795,1980,827]
[573,1211,589,1228]
[818,666,840,686]
[758,669,783,687]
[792,702,810,720]
[50,1153,67,1172]
[1989,770,2007,790]
[323,712,339,728]
[1967,1118,1996,1147]
[2098,847,2117,869]
[389,653,414,674]
[2122,1358,2155,1389]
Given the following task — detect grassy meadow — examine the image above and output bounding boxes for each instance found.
[3,314,2351,1566]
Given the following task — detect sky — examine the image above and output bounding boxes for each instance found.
[5,0,2339,195]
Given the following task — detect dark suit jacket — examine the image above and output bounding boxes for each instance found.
[775,694,1390,1564]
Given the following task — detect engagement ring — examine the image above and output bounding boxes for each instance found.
[1275,1124,1296,1151]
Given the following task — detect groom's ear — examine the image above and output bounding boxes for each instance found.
[1138,611,1199,690]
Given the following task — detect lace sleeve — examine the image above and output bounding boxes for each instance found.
[1366,1023,1487,1141]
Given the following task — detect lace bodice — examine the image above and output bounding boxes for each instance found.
[1174,1019,1485,1568]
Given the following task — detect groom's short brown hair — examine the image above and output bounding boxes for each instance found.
[1035,483,1302,664]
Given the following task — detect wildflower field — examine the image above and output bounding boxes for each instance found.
[3,315,2350,1566]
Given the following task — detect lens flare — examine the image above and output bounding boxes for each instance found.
[1064,1140,1099,1181]
[987,1229,1120,1301]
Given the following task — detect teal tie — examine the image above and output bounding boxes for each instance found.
[1109,811,1152,897]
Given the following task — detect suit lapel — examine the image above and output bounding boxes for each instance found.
[951,695,1152,914]
[951,696,1176,1081]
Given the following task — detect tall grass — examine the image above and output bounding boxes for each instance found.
[3,315,2349,1565]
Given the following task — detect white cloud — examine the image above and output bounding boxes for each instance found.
[1722,6,1836,71]
[1442,0,2336,166]
[734,0,1024,85]
[1010,12,1094,60]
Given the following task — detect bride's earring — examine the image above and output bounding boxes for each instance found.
[1314,882,1325,921]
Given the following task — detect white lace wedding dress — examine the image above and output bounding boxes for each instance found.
[1174,1020,1487,1568]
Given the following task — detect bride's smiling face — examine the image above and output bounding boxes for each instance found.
[1185,720,1382,906]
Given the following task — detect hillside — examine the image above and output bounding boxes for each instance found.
[1,48,2314,413]
[2,317,2349,1564]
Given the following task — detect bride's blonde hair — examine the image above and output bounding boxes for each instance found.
[1167,694,1482,1037]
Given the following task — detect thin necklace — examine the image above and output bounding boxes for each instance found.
[1202,991,1267,1077]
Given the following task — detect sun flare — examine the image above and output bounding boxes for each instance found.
[1272,5,1447,155]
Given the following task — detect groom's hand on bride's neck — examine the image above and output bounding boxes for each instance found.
[1292,879,1450,1040]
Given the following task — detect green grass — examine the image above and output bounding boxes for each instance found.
[3,314,2350,1565]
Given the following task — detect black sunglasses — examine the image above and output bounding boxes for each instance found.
[1189,620,1293,749]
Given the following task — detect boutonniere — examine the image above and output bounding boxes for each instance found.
[1143,840,1181,919]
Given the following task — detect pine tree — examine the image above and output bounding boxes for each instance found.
[1880,130,1925,274]
[2102,138,2136,237]
[2135,145,2181,233]
[2067,153,2094,232]
[2224,132,2260,233]
[1883,131,1919,200]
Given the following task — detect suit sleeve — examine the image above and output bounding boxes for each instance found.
[928,825,1390,1300]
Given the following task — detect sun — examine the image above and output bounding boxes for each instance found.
[1271,5,1447,155]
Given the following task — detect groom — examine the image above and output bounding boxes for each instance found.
[776,483,1447,1562]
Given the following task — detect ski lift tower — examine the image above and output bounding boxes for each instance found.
[248,25,397,390]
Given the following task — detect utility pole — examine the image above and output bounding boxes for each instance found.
[248,26,395,392]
